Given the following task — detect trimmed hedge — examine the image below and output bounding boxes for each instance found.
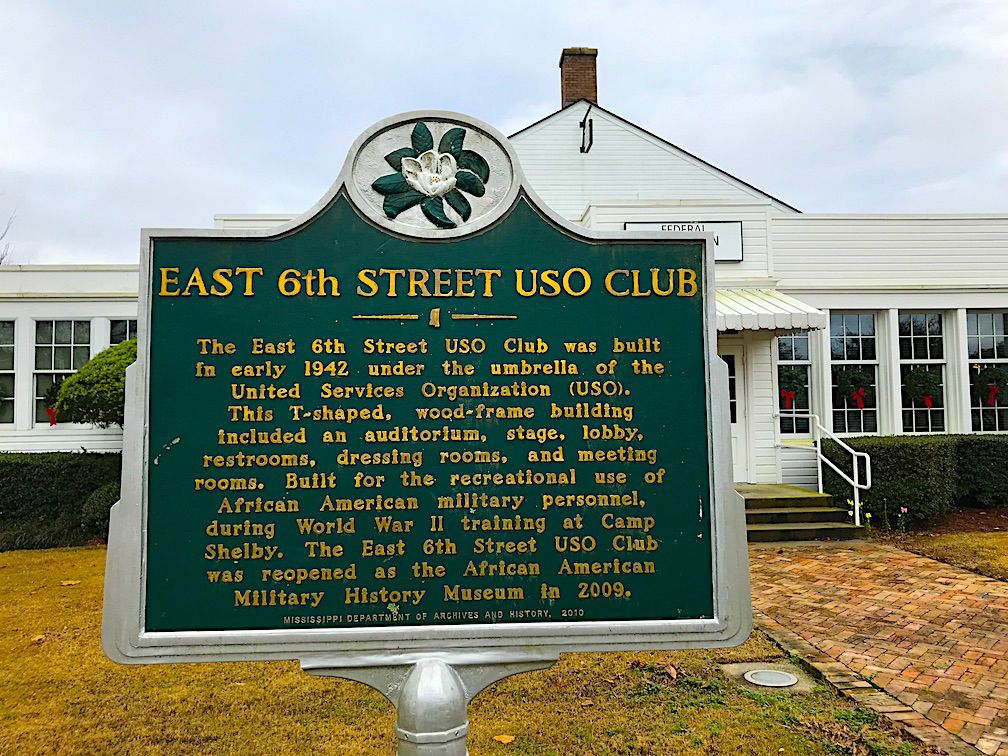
[823,434,1008,528]
[955,435,1008,508]
[0,453,121,551]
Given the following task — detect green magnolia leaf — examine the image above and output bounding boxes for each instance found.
[444,189,471,221]
[411,122,434,153]
[371,173,410,195]
[421,197,455,228]
[384,147,417,171]
[438,128,466,160]
[383,190,425,219]
[455,170,485,197]
[458,149,490,183]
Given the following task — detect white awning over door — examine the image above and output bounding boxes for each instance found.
[715,289,827,333]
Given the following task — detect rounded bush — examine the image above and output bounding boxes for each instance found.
[81,480,121,538]
[54,338,136,427]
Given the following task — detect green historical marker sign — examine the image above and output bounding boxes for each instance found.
[104,112,749,668]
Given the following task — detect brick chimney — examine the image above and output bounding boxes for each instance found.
[559,48,598,107]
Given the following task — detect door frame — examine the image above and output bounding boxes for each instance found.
[717,339,750,483]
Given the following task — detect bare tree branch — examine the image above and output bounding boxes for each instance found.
[0,212,14,264]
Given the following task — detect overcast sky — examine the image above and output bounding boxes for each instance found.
[2,0,1006,264]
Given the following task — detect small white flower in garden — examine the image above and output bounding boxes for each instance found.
[401,151,458,198]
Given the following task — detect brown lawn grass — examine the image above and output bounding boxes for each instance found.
[884,509,1008,582]
[892,532,1008,582]
[0,547,932,755]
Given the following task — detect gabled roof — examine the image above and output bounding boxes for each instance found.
[510,99,800,214]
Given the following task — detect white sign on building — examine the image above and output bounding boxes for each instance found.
[625,221,743,262]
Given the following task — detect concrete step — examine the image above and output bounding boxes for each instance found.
[736,483,833,511]
[746,521,866,543]
[746,507,850,525]
[744,495,834,510]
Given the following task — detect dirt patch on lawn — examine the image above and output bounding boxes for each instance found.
[912,507,1008,535]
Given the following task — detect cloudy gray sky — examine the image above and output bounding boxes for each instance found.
[2,0,1006,264]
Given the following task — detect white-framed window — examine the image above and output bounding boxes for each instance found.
[110,319,137,345]
[0,321,13,424]
[830,313,878,433]
[899,312,945,433]
[34,320,90,424]
[967,311,1008,432]
[777,332,811,434]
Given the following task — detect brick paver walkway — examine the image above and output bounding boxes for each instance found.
[750,542,1008,755]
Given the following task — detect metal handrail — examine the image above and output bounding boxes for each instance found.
[774,413,872,526]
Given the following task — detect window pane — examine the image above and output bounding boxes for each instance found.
[830,314,844,335]
[73,320,90,343]
[929,336,943,360]
[0,400,12,424]
[36,321,53,344]
[73,346,90,368]
[0,345,12,371]
[862,340,876,360]
[53,346,72,370]
[0,321,12,344]
[793,337,809,361]
[110,320,126,345]
[54,320,72,343]
[968,336,980,360]
[831,337,844,360]
[927,314,942,335]
[859,314,875,336]
[912,314,926,336]
[35,347,51,370]
[845,314,860,336]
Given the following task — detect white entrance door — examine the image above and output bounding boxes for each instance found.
[718,345,749,482]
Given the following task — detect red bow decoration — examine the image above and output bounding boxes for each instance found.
[780,389,795,408]
[45,408,57,426]
[990,385,1002,406]
[922,395,933,409]
[850,388,865,409]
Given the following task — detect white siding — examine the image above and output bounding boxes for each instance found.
[511,107,793,221]
[773,215,1008,288]
[780,445,819,489]
[586,203,775,281]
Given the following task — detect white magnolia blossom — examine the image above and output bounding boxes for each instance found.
[401,150,457,198]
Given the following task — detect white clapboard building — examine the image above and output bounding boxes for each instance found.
[1,48,1006,489]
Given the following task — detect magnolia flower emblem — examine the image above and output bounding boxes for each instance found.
[402,151,456,198]
[371,122,490,229]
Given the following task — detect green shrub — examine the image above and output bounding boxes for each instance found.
[822,436,958,527]
[81,481,121,539]
[0,453,121,551]
[54,338,136,427]
[955,435,1008,508]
